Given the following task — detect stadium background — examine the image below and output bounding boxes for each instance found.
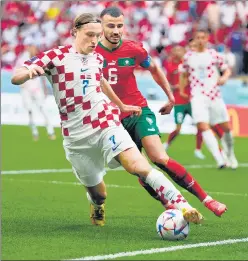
[2,1,248,260]
[1,0,248,136]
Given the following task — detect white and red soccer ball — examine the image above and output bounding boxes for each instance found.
[156,209,189,241]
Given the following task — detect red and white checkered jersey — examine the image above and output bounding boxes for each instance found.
[180,49,228,100]
[24,45,121,141]
[16,50,45,93]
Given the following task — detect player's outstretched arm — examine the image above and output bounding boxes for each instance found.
[179,72,189,99]
[11,65,45,85]
[101,78,141,116]
[146,58,175,104]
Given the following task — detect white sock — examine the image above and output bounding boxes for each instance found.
[202,129,224,166]
[145,168,192,211]
[86,192,102,207]
[221,132,234,157]
[202,195,212,204]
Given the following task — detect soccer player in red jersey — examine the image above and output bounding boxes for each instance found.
[96,7,227,217]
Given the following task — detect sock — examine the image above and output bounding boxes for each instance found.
[212,124,224,139]
[138,178,169,206]
[86,192,102,207]
[196,129,203,150]
[145,168,192,211]
[221,131,234,157]
[202,129,224,166]
[167,130,179,145]
[155,158,208,202]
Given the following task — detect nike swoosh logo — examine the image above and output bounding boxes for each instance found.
[81,68,88,72]
[112,143,121,152]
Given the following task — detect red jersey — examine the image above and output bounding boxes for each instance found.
[96,40,148,119]
[164,60,190,105]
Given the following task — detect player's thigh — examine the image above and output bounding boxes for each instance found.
[63,140,105,187]
[135,107,160,142]
[116,145,152,176]
[99,125,136,169]
[174,105,186,125]
[191,96,210,124]
[141,135,169,163]
[209,98,229,126]
[21,90,33,111]
[33,89,46,108]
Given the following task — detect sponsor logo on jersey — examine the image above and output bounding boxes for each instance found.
[109,60,117,66]
[146,117,153,125]
[81,68,89,73]
[148,128,155,131]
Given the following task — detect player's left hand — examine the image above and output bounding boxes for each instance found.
[217,76,227,86]
[120,104,142,117]
[159,101,174,115]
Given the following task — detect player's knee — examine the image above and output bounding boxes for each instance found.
[151,154,169,165]
[127,157,151,177]
[92,192,107,205]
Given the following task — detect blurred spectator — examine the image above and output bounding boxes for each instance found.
[1,0,248,74]
[242,23,248,74]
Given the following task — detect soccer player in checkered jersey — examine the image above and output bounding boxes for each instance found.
[96,7,227,217]
[14,42,56,141]
[11,13,204,227]
[180,29,238,169]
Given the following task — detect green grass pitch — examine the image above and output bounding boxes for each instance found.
[2,125,248,260]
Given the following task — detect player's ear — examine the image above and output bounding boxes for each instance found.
[71,28,77,37]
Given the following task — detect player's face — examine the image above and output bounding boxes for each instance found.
[172,46,185,60]
[76,23,102,54]
[195,32,208,49]
[188,41,197,51]
[101,15,124,44]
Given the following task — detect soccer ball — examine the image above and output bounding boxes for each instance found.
[156,209,189,241]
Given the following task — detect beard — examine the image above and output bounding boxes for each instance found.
[105,35,121,45]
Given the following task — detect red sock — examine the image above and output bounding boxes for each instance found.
[196,129,203,150]
[155,158,208,202]
[167,130,179,145]
[212,124,224,139]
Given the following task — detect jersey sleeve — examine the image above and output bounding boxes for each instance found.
[216,52,228,72]
[131,42,151,68]
[23,49,59,70]
[180,53,190,73]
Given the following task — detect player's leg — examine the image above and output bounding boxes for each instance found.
[191,97,225,168]
[188,102,206,159]
[210,99,238,169]
[135,107,226,216]
[101,124,203,224]
[63,137,107,226]
[34,90,56,140]
[164,105,185,150]
[141,134,227,216]
[21,89,39,140]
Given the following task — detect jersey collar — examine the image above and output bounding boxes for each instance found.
[98,40,123,52]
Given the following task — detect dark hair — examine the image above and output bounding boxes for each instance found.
[72,13,100,36]
[100,7,124,18]
[196,28,210,34]
[188,38,194,43]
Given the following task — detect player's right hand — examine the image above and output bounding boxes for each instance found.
[27,64,45,79]
[120,104,142,117]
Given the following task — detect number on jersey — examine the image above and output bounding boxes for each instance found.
[108,68,118,84]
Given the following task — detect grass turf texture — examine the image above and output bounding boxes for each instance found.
[2,125,248,260]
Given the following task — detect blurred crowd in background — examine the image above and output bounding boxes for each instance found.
[2,0,248,75]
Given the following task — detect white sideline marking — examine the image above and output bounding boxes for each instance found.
[3,178,248,197]
[2,162,248,175]
[69,237,248,260]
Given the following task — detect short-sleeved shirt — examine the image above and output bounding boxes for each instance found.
[96,40,151,119]
[180,49,228,100]
[23,45,121,142]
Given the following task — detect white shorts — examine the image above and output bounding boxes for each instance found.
[20,85,45,110]
[63,125,135,187]
[191,96,229,126]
